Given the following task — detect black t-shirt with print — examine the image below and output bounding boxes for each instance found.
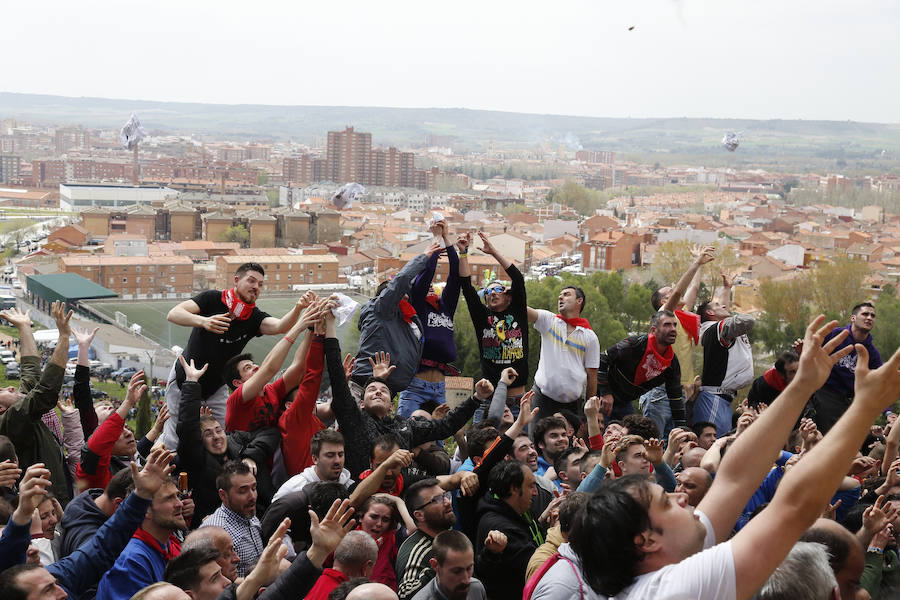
[460,263,529,388]
[174,290,270,397]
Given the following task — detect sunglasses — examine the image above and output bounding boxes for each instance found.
[485,286,506,295]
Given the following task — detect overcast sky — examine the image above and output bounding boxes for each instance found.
[4,0,898,123]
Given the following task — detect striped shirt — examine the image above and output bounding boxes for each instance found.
[396,529,436,600]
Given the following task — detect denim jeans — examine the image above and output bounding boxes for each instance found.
[693,390,734,437]
[639,385,674,441]
[397,377,446,418]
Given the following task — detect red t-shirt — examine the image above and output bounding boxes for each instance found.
[225,378,286,432]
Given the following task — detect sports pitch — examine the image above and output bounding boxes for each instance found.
[84,294,364,361]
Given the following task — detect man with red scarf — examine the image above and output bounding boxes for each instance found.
[350,242,444,397]
[526,286,600,421]
[596,311,686,428]
[161,262,309,450]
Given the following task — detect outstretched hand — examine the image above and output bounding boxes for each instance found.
[132,446,176,500]
[308,499,356,568]
[793,315,854,392]
[51,301,73,336]
[178,355,208,382]
[369,351,396,380]
[73,326,99,347]
[854,343,900,412]
[0,307,31,329]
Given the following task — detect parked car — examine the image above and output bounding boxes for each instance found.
[5,362,19,379]
[0,350,15,365]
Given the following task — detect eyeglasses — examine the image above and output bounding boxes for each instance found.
[415,491,452,511]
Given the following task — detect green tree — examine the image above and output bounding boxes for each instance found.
[809,255,868,320]
[546,181,602,215]
[875,285,900,358]
[219,225,250,247]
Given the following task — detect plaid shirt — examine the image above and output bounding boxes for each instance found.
[201,504,263,577]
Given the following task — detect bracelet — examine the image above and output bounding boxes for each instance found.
[284,336,295,345]
[868,547,884,554]
[459,252,468,257]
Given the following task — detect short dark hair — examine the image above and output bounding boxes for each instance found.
[562,286,586,314]
[308,481,351,519]
[235,262,265,279]
[466,427,499,460]
[164,546,221,591]
[554,446,585,477]
[570,475,654,596]
[311,429,344,457]
[851,302,875,316]
[433,530,473,564]
[363,376,390,394]
[488,460,527,500]
[558,491,589,534]
[216,460,252,492]
[105,466,135,500]
[327,577,369,600]
[223,353,253,391]
[622,414,660,441]
[580,450,604,476]
[649,309,675,329]
[691,421,717,438]
[404,477,441,519]
[370,433,402,459]
[650,288,666,311]
[533,416,567,452]
[696,300,713,323]
[0,435,16,463]
[0,564,42,600]
[774,350,799,377]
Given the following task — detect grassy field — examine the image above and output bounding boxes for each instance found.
[84,294,364,361]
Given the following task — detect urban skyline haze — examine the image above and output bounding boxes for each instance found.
[3,0,899,124]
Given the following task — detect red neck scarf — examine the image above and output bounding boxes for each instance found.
[633,334,674,386]
[133,528,181,561]
[556,314,592,330]
[763,367,787,392]
[425,293,441,311]
[398,300,417,324]
[357,469,405,496]
[674,310,700,345]
[222,288,255,321]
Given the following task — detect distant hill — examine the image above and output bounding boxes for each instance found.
[2,92,899,172]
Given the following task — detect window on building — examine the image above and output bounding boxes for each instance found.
[122,277,127,283]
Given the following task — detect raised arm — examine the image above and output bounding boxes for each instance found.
[349,449,413,507]
[372,247,436,315]
[323,309,363,432]
[732,340,900,600]
[408,379,494,446]
[175,357,209,470]
[442,239,462,316]
[72,327,99,436]
[457,232,472,279]
[714,270,737,312]
[0,307,37,358]
[662,245,715,312]
[487,368,515,423]
[239,302,324,402]
[698,315,853,544]
[259,292,315,336]
[477,231,512,271]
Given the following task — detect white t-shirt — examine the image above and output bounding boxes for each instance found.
[533,310,601,403]
[615,511,736,600]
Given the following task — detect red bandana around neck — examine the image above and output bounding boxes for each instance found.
[425,293,441,311]
[398,299,417,324]
[222,288,255,321]
[763,367,787,392]
[556,314,592,330]
[674,310,701,345]
[633,334,674,386]
[133,528,181,561]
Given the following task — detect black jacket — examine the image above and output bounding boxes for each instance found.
[597,334,685,426]
[58,488,107,559]
[474,495,543,600]
[176,380,280,523]
[326,338,480,479]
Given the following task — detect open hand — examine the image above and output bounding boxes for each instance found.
[0,307,31,329]
[369,351,396,380]
[51,301,73,336]
[73,326,99,347]
[178,356,208,382]
[132,446,176,500]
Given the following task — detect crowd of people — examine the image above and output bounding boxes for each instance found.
[0,217,898,600]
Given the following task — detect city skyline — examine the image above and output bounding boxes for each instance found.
[2,0,899,124]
